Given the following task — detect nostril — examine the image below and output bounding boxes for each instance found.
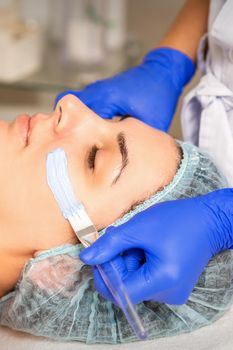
[57,107,62,125]
[54,106,72,134]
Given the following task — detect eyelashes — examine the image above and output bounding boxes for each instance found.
[119,115,131,121]
[87,116,129,170]
[87,145,98,169]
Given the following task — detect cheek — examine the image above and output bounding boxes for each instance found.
[83,187,131,231]
[0,150,44,225]
[55,116,87,137]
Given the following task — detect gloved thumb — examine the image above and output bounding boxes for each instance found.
[79,225,135,265]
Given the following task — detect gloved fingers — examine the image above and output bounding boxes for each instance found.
[133,109,170,131]
[92,261,153,305]
[91,249,145,304]
[92,266,116,304]
[121,261,185,305]
[54,88,98,109]
[76,88,128,119]
[123,248,145,272]
[91,254,130,305]
[79,225,140,265]
[125,85,177,131]
[83,102,120,120]
[88,245,208,305]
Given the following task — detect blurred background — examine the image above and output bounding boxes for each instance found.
[0,0,198,139]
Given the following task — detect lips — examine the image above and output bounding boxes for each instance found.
[16,114,31,146]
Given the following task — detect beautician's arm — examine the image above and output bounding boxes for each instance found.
[158,0,209,62]
[55,0,209,131]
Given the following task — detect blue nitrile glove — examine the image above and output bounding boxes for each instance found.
[55,47,195,131]
[80,189,233,305]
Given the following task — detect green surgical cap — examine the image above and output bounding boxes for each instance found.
[1,141,233,344]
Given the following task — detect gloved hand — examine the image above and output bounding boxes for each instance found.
[55,47,195,131]
[79,189,233,305]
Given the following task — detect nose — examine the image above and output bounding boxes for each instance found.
[57,94,98,122]
[55,94,106,137]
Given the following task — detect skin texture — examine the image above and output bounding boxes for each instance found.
[0,94,179,297]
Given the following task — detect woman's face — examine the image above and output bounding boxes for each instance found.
[0,95,179,253]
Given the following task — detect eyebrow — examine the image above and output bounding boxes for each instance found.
[111,132,129,186]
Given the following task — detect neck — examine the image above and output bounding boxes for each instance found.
[0,250,32,298]
[0,223,33,298]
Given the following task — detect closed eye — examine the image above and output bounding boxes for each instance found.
[87,145,98,170]
[119,115,131,121]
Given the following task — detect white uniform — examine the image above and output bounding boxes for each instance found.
[181,0,233,186]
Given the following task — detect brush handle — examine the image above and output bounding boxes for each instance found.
[96,260,148,340]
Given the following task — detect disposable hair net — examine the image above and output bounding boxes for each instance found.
[1,141,233,344]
